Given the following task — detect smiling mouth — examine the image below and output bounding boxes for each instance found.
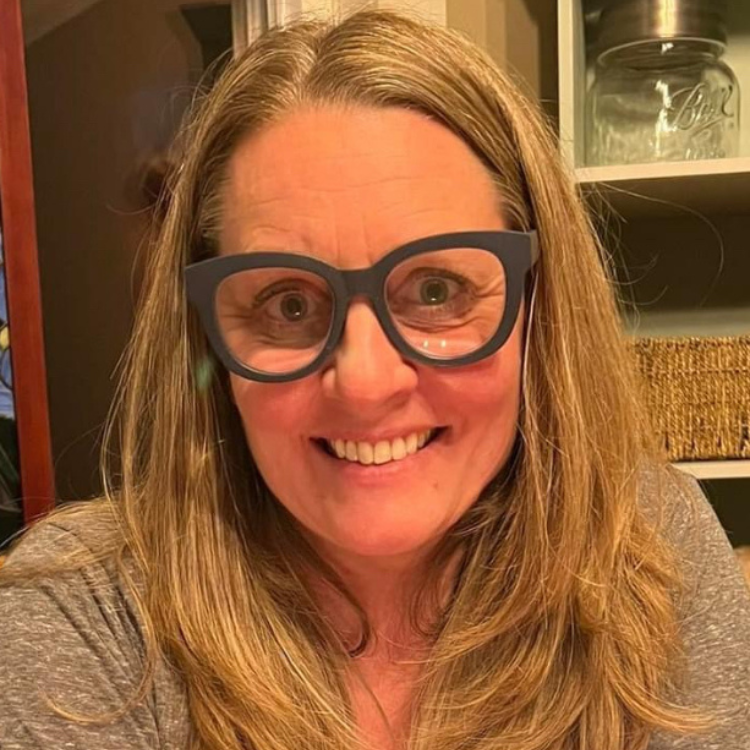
[313,427,447,466]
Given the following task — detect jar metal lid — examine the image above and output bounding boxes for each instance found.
[593,0,728,56]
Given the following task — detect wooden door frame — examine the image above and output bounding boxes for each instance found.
[0,0,56,522]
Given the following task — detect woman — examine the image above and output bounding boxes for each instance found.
[1,10,748,750]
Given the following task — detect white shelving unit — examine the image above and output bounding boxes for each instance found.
[576,157,750,218]
[677,461,750,481]
[622,309,750,339]
[558,0,750,481]
[559,0,750,173]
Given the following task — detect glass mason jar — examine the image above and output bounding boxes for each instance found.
[586,14,740,167]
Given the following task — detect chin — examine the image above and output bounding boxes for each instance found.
[319,520,447,561]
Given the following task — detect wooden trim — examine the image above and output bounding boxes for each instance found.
[0,0,55,522]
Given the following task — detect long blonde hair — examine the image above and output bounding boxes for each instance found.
[2,9,715,750]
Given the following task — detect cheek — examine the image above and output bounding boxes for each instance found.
[465,360,521,461]
[439,319,524,471]
[229,376,317,458]
[444,316,523,420]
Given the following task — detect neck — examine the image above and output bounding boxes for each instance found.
[302,536,464,659]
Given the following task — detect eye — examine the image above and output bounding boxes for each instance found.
[272,291,308,322]
[419,276,457,306]
[395,269,470,309]
[253,281,332,328]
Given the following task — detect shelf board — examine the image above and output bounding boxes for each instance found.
[575,157,750,218]
[624,308,750,339]
[674,460,750,480]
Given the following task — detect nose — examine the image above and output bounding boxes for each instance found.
[320,300,418,409]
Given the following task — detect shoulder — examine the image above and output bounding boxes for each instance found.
[0,501,144,669]
[635,461,748,618]
[0,503,190,749]
[637,463,750,747]
[636,461,728,552]
[636,461,705,526]
[2,499,124,569]
[0,501,135,633]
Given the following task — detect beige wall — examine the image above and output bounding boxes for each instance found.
[447,0,558,121]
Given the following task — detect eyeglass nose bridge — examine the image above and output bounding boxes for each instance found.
[322,266,399,359]
[339,265,385,306]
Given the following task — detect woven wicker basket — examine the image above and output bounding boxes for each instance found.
[632,335,750,462]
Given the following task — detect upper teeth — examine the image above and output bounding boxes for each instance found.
[325,429,436,465]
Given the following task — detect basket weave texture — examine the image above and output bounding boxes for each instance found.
[633,335,750,462]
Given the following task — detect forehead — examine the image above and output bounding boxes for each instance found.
[218,105,506,267]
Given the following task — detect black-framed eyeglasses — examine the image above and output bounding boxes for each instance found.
[184,230,539,383]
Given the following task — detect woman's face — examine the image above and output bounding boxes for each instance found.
[219,105,524,568]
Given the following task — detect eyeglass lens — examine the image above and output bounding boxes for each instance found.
[214,247,507,375]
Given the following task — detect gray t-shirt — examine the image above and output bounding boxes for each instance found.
[1,470,749,749]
